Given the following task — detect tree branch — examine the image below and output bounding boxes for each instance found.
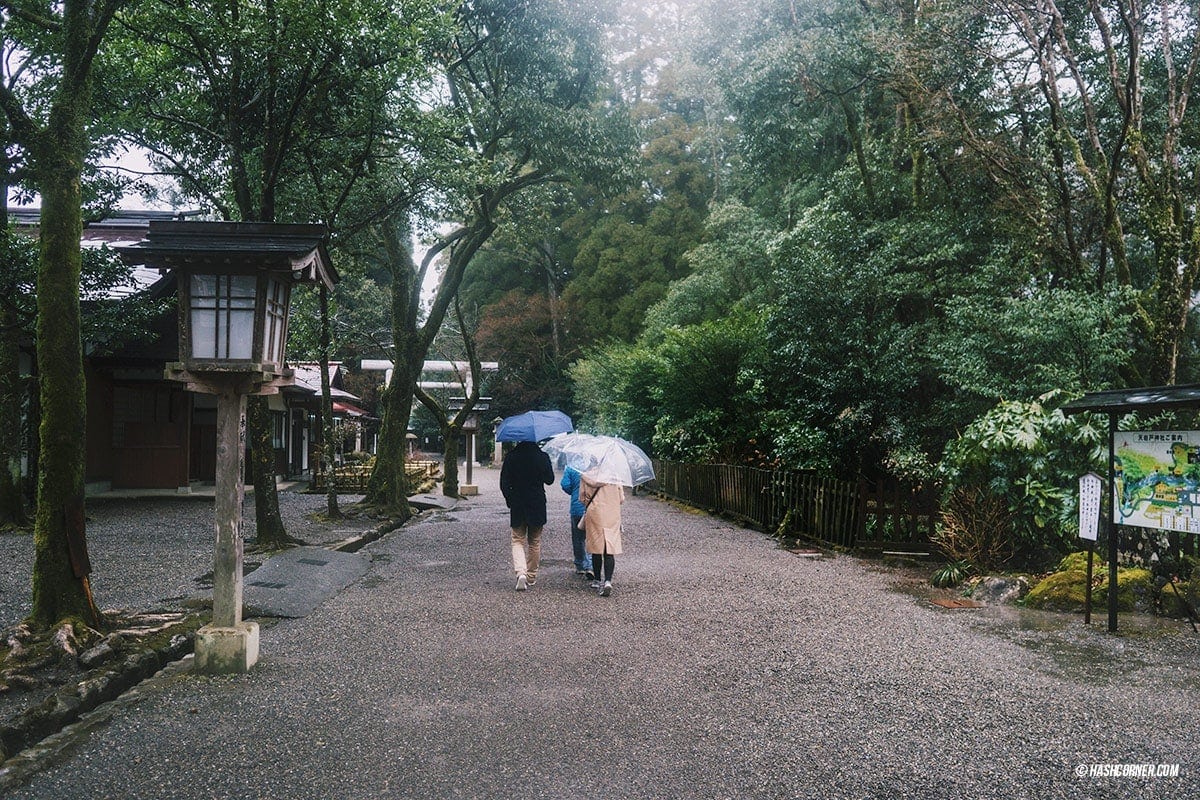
[0,0,62,31]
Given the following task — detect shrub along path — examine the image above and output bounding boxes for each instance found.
[4,468,1198,799]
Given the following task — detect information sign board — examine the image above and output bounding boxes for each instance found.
[1078,472,1101,541]
[1114,431,1200,534]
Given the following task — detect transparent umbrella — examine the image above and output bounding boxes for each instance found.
[542,433,655,487]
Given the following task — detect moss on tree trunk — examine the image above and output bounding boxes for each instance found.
[442,429,461,497]
[363,230,419,518]
[30,128,100,628]
[364,367,415,519]
[248,395,288,547]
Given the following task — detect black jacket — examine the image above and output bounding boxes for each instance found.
[500,441,554,528]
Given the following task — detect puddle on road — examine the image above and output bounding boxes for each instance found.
[886,567,1198,687]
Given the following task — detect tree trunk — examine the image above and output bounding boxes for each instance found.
[363,222,420,516]
[363,358,416,516]
[30,121,99,628]
[319,286,340,517]
[364,213,494,512]
[8,0,123,629]
[442,428,461,497]
[248,395,289,547]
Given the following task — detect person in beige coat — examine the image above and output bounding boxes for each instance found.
[580,470,624,596]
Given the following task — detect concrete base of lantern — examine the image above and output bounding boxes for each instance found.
[193,622,260,674]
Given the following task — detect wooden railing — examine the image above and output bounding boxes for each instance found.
[652,460,933,552]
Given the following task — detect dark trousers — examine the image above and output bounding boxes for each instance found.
[591,552,615,582]
[570,515,590,571]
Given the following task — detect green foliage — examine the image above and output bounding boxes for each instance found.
[931,560,971,589]
[935,285,1138,401]
[765,180,996,477]
[939,392,1106,567]
[106,0,449,222]
[649,313,771,463]
[285,261,391,365]
[570,340,665,448]
[641,199,776,339]
[561,123,711,344]
[1,229,168,354]
[570,311,772,463]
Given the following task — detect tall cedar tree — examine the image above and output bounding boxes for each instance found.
[0,0,126,627]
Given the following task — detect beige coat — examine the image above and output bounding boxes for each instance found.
[580,471,625,555]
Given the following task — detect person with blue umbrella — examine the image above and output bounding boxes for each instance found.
[497,410,571,591]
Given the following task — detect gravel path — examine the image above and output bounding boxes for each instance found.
[4,470,1198,799]
[0,489,379,633]
[0,488,380,631]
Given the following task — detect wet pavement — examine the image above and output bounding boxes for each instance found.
[2,468,1199,799]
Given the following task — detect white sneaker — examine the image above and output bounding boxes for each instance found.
[516,574,528,591]
[599,581,612,597]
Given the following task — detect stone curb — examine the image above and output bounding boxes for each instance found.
[0,625,196,768]
[0,653,197,793]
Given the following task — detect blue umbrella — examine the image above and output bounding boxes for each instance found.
[496,410,574,442]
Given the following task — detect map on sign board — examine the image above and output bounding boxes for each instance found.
[1114,431,1200,534]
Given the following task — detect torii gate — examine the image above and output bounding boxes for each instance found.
[361,359,499,398]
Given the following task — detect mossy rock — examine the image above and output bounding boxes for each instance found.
[1056,551,1098,573]
[1025,569,1090,612]
[1096,567,1156,613]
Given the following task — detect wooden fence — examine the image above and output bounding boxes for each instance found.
[652,460,934,552]
[856,478,938,553]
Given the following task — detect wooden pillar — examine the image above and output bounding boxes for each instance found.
[212,386,247,629]
[189,372,260,674]
[465,433,474,486]
[1107,413,1119,633]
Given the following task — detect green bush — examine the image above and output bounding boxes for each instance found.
[939,391,1105,570]
[931,560,971,588]
[1096,568,1155,613]
[1024,557,1155,614]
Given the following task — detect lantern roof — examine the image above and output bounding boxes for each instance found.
[117,221,337,290]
